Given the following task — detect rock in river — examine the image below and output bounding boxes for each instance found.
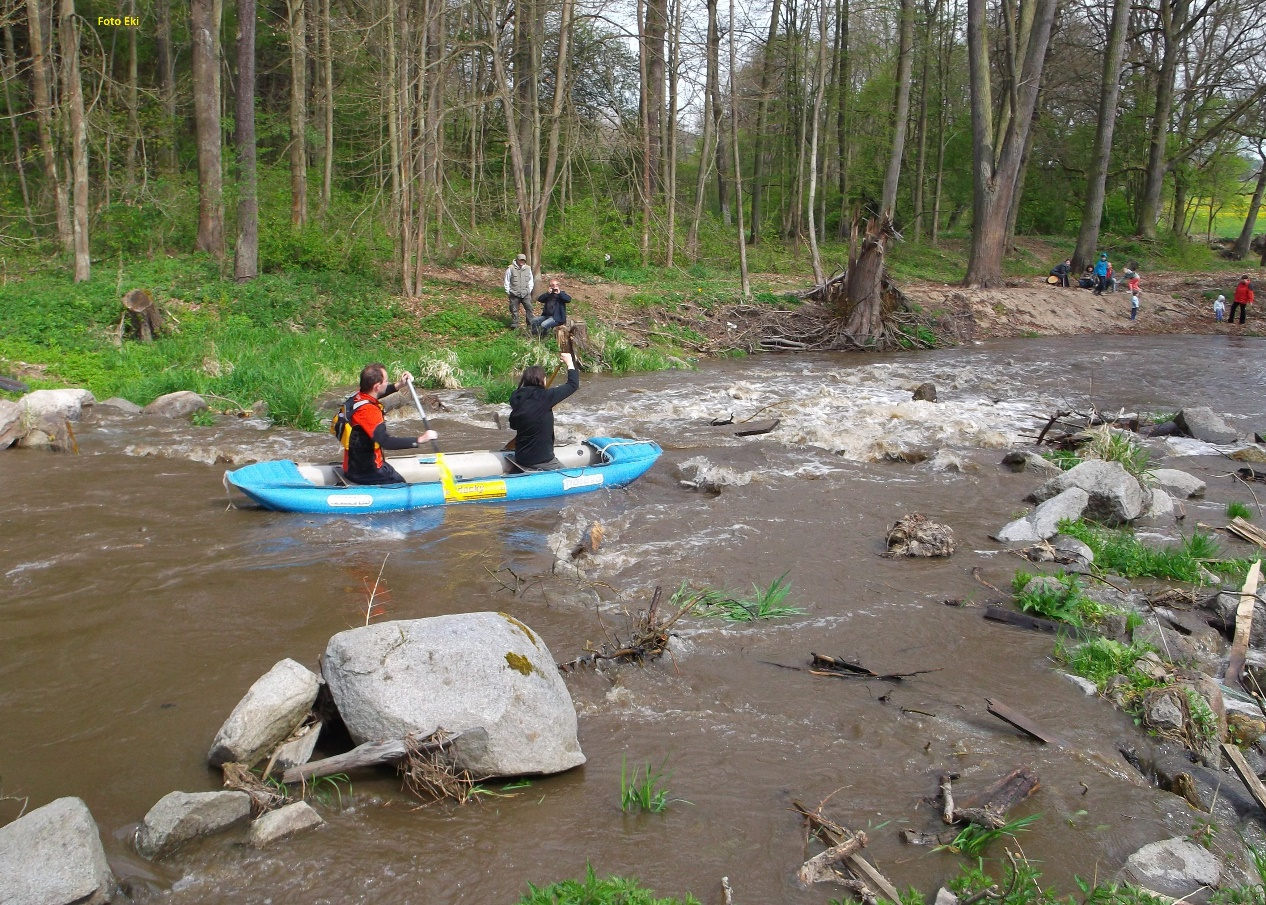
[0,796,116,905]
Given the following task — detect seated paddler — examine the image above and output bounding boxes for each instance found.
[333,363,438,484]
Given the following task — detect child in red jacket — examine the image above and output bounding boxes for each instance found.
[1230,275,1255,325]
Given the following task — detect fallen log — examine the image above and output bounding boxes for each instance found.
[765,652,940,682]
[797,832,867,885]
[1220,743,1266,815]
[986,698,1068,747]
[1225,560,1263,690]
[953,766,1040,828]
[792,801,901,902]
[735,419,780,437]
[282,733,461,784]
[1227,518,1266,552]
[984,605,1093,639]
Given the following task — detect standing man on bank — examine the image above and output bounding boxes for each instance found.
[1229,275,1255,326]
[504,252,535,329]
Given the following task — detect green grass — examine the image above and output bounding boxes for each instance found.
[1079,427,1152,477]
[516,866,700,905]
[1058,519,1251,584]
[672,573,804,622]
[1011,570,1112,627]
[619,757,681,813]
[1055,636,1160,697]
[1228,501,1253,520]
[940,814,1041,857]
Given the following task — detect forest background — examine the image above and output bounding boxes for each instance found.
[0,0,1263,427]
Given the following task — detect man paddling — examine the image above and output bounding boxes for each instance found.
[334,363,438,484]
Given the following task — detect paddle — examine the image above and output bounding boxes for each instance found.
[402,375,441,453]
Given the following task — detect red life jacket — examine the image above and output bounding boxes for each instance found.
[332,392,385,472]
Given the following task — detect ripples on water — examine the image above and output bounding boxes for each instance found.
[2,335,1265,903]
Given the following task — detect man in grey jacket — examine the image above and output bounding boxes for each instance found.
[504,253,535,329]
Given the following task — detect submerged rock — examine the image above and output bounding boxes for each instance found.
[911,382,937,402]
[322,612,584,778]
[208,658,321,768]
[1122,837,1221,898]
[1175,407,1238,445]
[886,513,955,556]
[994,487,1089,543]
[0,796,116,905]
[1148,468,1206,499]
[247,801,323,848]
[143,391,208,418]
[1031,460,1144,525]
[1000,449,1061,473]
[135,791,250,860]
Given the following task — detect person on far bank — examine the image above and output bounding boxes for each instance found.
[1214,293,1226,322]
[504,253,535,329]
[1123,263,1141,320]
[508,350,578,472]
[1229,275,1255,325]
[1049,259,1071,288]
[1093,253,1110,295]
[531,279,571,337]
[336,363,437,485]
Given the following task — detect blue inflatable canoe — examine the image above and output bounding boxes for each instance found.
[223,437,661,514]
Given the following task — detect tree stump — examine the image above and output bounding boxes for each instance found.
[841,217,899,345]
[123,289,163,342]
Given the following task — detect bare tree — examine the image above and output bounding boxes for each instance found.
[880,0,916,218]
[748,0,783,244]
[319,0,334,217]
[287,0,308,227]
[710,0,730,227]
[26,0,71,251]
[1,26,32,223]
[1231,150,1265,260]
[963,0,1058,287]
[235,0,258,281]
[728,0,749,296]
[192,0,225,258]
[58,0,88,280]
[806,0,828,282]
[156,0,176,171]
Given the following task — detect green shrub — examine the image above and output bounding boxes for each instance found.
[516,866,700,905]
[1227,501,1253,520]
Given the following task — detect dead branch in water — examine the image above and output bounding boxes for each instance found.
[222,762,290,816]
[399,730,479,805]
[558,586,694,672]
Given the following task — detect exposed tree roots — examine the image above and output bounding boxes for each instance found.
[398,730,478,805]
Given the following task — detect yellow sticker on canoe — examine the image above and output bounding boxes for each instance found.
[436,454,507,502]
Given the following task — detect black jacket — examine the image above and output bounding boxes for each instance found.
[535,290,570,325]
[508,368,579,467]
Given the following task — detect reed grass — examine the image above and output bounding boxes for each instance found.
[672,573,803,622]
[517,865,701,905]
[620,757,679,813]
[1227,501,1253,520]
[1058,519,1251,583]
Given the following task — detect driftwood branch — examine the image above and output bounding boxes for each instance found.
[281,732,463,784]
[1226,560,1262,690]
[952,766,1040,828]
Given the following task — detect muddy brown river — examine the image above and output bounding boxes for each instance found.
[3,334,1265,903]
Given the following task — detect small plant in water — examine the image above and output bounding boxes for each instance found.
[674,572,803,622]
[620,756,682,813]
[939,813,1040,856]
[1227,501,1253,520]
[306,772,353,808]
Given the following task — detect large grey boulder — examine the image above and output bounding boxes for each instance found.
[1149,468,1206,499]
[0,399,22,448]
[247,802,323,848]
[143,391,207,418]
[20,388,94,423]
[0,797,116,905]
[208,658,321,767]
[323,612,584,778]
[1175,407,1238,445]
[1031,460,1144,524]
[993,487,1089,543]
[135,791,250,859]
[1122,837,1221,897]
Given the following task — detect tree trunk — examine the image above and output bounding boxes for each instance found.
[156,0,176,171]
[1071,0,1130,273]
[806,0,828,283]
[911,0,937,240]
[842,217,896,342]
[58,0,89,281]
[637,0,651,265]
[748,0,782,244]
[1,27,32,223]
[834,0,850,240]
[708,0,730,227]
[880,0,915,218]
[645,0,666,194]
[124,0,139,191]
[26,0,71,251]
[1231,157,1266,261]
[319,0,334,217]
[728,0,749,296]
[1136,0,1187,238]
[527,0,574,273]
[192,0,224,258]
[931,0,955,244]
[287,0,308,227]
[963,0,1057,287]
[664,0,681,266]
[235,0,258,281]
[687,10,717,259]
